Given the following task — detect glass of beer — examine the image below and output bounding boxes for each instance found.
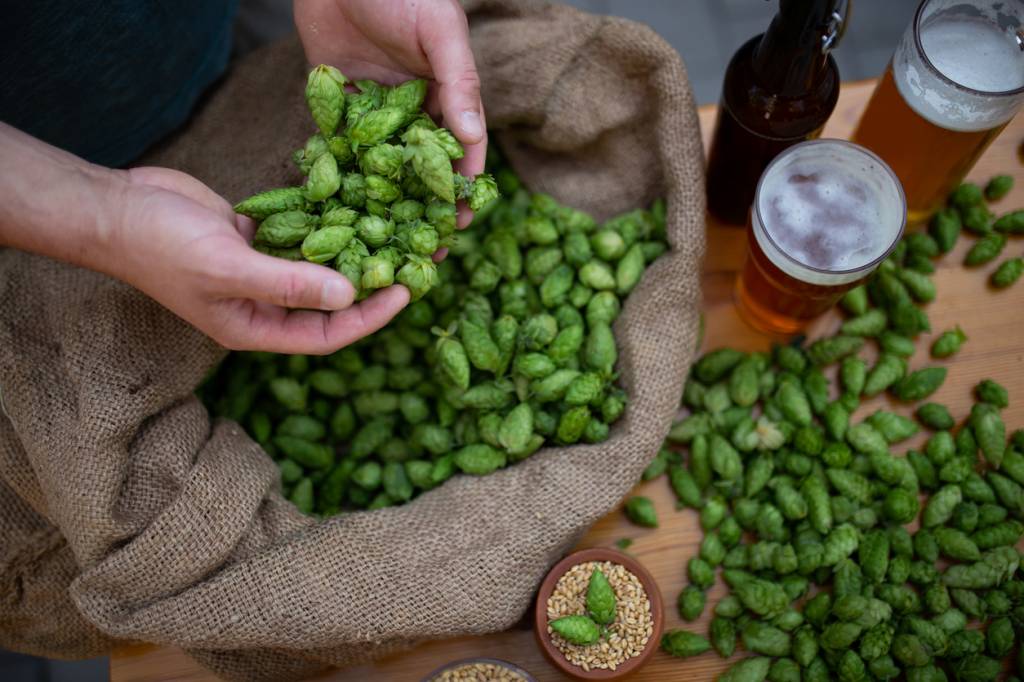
[852,0,1024,224]
[736,139,906,335]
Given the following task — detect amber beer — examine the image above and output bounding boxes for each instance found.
[853,0,1024,224]
[736,140,906,334]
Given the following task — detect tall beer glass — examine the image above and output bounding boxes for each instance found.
[736,140,906,335]
[853,0,1024,224]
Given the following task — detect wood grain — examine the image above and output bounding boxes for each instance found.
[110,79,1024,682]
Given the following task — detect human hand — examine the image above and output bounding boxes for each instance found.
[294,0,486,227]
[107,167,409,354]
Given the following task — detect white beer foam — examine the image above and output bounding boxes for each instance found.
[894,3,1024,132]
[753,141,905,287]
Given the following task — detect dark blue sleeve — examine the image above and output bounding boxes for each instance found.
[0,1,240,167]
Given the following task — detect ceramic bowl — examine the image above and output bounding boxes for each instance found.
[421,656,536,682]
[533,547,664,680]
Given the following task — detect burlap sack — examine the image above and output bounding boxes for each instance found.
[0,1,705,679]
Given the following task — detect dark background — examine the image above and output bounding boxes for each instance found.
[1,1,914,680]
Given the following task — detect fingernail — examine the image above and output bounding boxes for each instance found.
[460,110,482,139]
[321,279,350,310]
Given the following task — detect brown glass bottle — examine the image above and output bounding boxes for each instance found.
[706,0,846,225]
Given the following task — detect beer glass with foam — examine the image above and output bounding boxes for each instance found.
[853,0,1024,224]
[736,140,906,334]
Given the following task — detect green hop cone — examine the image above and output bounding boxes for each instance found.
[360,255,395,291]
[289,477,314,514]
[840,309,887,337]
[321,205,359,228]
[467,174,499,212]
[301,226,354,264]
[624,495,658,527]
[904,231,939,258]
[390,199,425,223]
[334,238,369,291]
[579,260,617,291]
[993,209,1024,233]
[453,443,506,475]
[805,335,864,366]
[254,210,317,248]
[719,657,771,682]
[952,182,984,209]
[497,403,533,454]
[327,134,354,165]
[879,331,915,357]
[550,614,601,646]
[964,232,1007,266]
[293,133,329,173]
[403,125,456,203]
[931,326,967,358]
[972,405,1006,468]
[304,150,342,202]
[407,224,440,256]
[557,406,591,444]
[916,402,954,430]
[460,319,501,373]
[359,143,404,178]
[892,367,947,402]
[346,80,383,120]
[584,323,617,375]
[365,174,401,203]
[616,243,645,295]
[356,215,395,248]
[383,78,428,115]
[234,187,308,220]
[586,568,617,625]
[985,174,1013,200]
[396,255,439,301]
[841,285,869,315]
[991,257,1023,288]
[340,172,367,207]
[433,324,470,390]
[661,630,711,659]
[426,200,457,238]
[928,207,961,252]
[975,378,1009,408]
[961,205,994,234]
[305,64,346,138]
[431,128,465,160]
[349,106,407,147]
[677,585,706,621]
[591,229,627,261]
[253,244,302,261]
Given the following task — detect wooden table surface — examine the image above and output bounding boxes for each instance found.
[111,78,1024,682]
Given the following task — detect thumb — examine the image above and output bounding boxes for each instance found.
[211,242,356,311]
[419,1,484,145]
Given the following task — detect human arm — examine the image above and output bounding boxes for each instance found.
[0,122,408,354]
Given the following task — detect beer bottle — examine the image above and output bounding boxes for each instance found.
[706,0,848,225]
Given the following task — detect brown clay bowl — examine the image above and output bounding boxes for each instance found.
[421,656,537,682]
[534,548,664,680]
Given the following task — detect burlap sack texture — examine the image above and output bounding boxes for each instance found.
[0,1,705,679]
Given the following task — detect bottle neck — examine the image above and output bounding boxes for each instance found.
[752,0,842,96]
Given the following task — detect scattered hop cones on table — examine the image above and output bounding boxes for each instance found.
[233,65,500,301]
[931,177,1024,292]
[643,176,1024,679]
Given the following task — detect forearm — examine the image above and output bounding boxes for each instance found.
[0,122,128,270]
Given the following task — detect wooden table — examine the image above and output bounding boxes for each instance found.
[111,79,1024,681]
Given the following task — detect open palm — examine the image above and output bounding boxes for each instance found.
[113,166,408,354]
